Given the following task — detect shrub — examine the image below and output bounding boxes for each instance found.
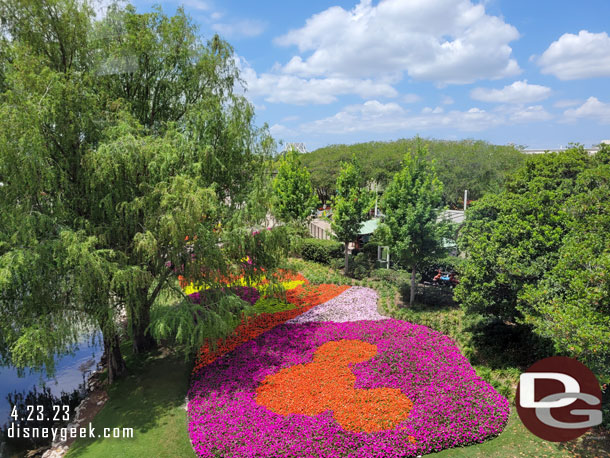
[371,268,408,286]
[329,258,344,271]
[347,253,370,279]
[300,238,344,264]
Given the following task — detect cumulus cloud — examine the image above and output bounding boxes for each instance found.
[471,80,551,104]
[298,99,554,135]
[553,99,582,108]
[564,97,610,123]
[300,100,503,134]
[538,30,610,80]
[501,105,553,123]
[239,58,397,104]
[274,0,520,85]
[403,94,422,103]
[269,124,297,138]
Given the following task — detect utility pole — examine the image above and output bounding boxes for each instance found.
[464,190,468,212]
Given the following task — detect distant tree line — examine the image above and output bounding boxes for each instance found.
[301,138,526,207]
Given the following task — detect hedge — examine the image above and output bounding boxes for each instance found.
[300,238,344,264]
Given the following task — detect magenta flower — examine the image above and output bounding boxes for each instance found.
[188,320,509,457]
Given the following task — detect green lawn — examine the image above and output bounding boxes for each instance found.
[429,410,573,457]
[65,259,608,457]
[66,346,195,458]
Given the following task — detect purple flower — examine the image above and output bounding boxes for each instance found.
[188,320,510,457]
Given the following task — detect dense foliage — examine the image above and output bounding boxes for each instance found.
[272,149,318,225]
[302,138,525,206]
[299,238,344,265]
[331,156,373,271]
[378,141,447,306]
[456,144,610,375]
[0,0,284,382]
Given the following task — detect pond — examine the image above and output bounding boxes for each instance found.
[0,333,102,433]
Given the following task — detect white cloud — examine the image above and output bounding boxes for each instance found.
[274,0,520,85]
[239,58,397,105]
[300,100,504,134]
[269,124,297,138]
[538,30,610,80]
[403,94,422,104]
[441,96,455,105]
[470,80,551,104]
[299,99,555,135]
[422,106,445,114]
[553,99,582,108]
[564,97,610,123]
[212,19,266,38]
[504,105,553,123]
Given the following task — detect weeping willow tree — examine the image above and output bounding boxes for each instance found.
[0,0,287,383]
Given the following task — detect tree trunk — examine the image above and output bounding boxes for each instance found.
[131,302,156,354]
[103,331,126,384]
[344,242,349,273]
[410,264,416,307]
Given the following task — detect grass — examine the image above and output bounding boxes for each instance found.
[429,410,574,457]
[67,258,608,457]
[66,343,194,458]
[290,258,610,458]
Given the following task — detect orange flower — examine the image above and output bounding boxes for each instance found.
[256,339,414,433]
[191,284,349,375]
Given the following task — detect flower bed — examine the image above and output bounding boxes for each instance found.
[188,319,509,457]
[190,283,350,376]
[181,269,307,295]
[287,286,387,323]
[188,286,260,306]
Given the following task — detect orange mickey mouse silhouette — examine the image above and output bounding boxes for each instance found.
[256,339,414,433]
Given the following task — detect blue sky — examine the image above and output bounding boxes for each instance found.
[129,0,610,151]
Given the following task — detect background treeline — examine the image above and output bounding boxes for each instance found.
[301,138,526,207]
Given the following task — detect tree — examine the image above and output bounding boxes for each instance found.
[272,149,318,226]
[331,156,372,272]
[455,145,610,374]
[92,4,239,132]
[301,138,525,207]
[380,140,445,306]
[518,146,610,374]
[455,146,589,323]
[0,1,283,383]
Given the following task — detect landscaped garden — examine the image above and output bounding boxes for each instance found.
[184,272,509,457]
[2,2,609,457]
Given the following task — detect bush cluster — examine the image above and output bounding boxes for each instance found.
[300,238,344,264]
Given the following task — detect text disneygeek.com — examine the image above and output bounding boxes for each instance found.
[6,423,134,441]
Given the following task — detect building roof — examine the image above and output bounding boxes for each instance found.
[438,210,465,224]
[359,218,380,235]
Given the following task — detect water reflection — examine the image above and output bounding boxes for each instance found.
[0,333,102,428]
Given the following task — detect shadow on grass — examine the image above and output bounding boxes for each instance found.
[66,344,194,458]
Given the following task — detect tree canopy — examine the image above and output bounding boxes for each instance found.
[301,138,526,207]
[456,145,610,374]
[0,0,284,383]
[331,156,372,271]
[272,149,318,226]
[378,140,446,306]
